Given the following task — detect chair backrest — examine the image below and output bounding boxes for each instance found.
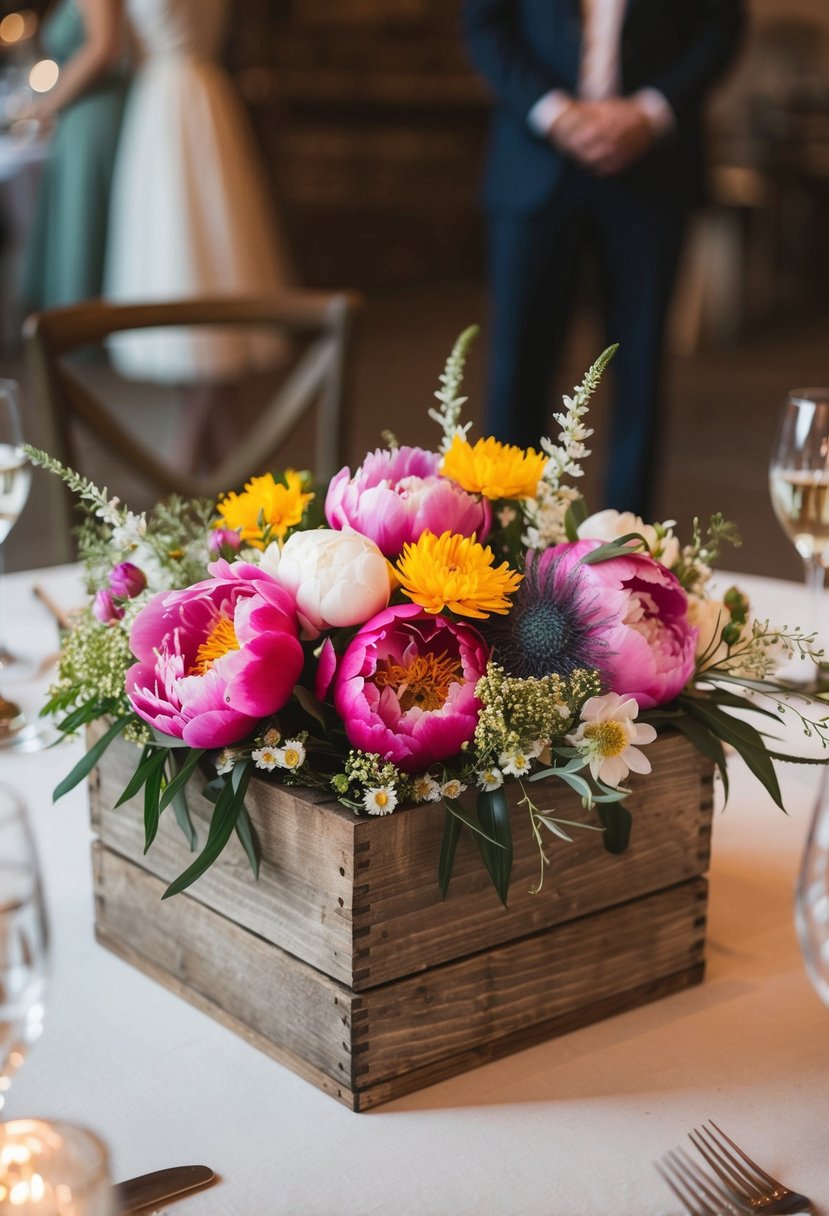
[23,291,362,560]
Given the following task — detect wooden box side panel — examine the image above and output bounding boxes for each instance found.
[92,841,706,1111]
[92,843,359,1104]
[351,732,713,985]
[352,878,708,1091]
[90,730,360,986]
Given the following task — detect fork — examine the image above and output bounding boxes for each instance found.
[688,1121,815,1215]
[655,1146,748,1216]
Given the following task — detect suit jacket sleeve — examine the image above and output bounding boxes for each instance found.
[461,0,568,126]
[641,0,745,122]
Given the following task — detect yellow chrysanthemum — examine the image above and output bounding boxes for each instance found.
[395,530,522,619]
[215,471,314,549]
[440,434,546,501]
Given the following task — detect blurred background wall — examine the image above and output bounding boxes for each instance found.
[2,0,828,581]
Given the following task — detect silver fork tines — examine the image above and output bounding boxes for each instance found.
[688,1121,814,1215]
[655,1147,748,1216]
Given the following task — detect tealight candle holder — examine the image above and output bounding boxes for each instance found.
[0,1119,113,1215]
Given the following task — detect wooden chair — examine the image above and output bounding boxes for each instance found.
[23,291,362,560]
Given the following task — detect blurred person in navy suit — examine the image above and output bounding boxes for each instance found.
[463,0,745,518]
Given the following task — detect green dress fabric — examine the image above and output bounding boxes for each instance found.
[22,0,127,310]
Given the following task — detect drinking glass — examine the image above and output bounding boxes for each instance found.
[796,768,829,1006]
[769,388,829,680]
[0,1119,114,1215]
[0,380,38,745]
[0,783,49,1111]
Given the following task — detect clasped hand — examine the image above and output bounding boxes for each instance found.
[549,98,653,176]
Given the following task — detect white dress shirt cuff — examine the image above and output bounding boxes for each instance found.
[528,89,573,137]
[632,88,675,138]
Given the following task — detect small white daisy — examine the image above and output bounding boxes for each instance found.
[215,749,237,775]
[275,739,306,770]
[262,726,281,747]
[364,785,398,816]
[251,747,279,771]
[441,778,467,800]
[499,746,532,778]
[411,774,442,803]
[476,766,504,792]
[566,692,657,786]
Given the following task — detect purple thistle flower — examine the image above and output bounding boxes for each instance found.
[487,541,697,708]
[483,548,611,681]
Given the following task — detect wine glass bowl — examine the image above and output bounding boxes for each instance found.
[0,435,31,548]
[0,783,49,1110]
[769,389,829,680]
[0,379,46,747]
[770,390,829,562]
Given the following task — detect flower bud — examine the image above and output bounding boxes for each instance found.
[93,588,125,624]
[109,561,147,599]
[209,528,242,557]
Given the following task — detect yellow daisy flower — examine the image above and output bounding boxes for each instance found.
[440,434,546,501]
[215,471,314,549]
[395,530,522,619]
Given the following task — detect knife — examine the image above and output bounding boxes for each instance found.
[113,1165,215,1213]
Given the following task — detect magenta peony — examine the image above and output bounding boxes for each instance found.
[538,540,698,708]
[326,603,489,773]
[324,445,491,558]
[125,559,303,748]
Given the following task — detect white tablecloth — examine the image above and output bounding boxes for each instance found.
[2,564,828,1215]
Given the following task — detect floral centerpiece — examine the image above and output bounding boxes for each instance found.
[29,331,829,906]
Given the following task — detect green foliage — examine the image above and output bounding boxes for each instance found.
[163,761,252,899]
[473,787,514,906]
[52,715,134,802]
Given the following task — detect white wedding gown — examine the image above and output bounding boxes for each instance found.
[105,0,289,384]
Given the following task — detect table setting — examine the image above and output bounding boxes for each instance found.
[1,341,829,1213]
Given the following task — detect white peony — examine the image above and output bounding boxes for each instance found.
[577,509,680,569]
[260,527,391,639]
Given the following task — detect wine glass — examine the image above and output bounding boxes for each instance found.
[796,768,829,1007]
[0,379,32,659]
[769,388,829,682]
[0,380,39,746]
[0,783,49,1111]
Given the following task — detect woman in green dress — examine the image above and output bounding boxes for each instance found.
[22,0,128,310]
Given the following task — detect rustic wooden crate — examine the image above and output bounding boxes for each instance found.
[88,729,714,1110]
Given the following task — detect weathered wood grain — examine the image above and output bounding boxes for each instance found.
[89,728,713,990]
[93,845,707,1111]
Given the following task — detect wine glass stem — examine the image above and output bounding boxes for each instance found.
[804,556,825,657]
[0,539,7,668]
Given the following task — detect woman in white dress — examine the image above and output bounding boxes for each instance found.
[105,0,290,384]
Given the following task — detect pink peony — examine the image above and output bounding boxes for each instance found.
[125,559,303,748]
[326,603,489,773]
[324,445,490,558]
[540,540,698,708]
